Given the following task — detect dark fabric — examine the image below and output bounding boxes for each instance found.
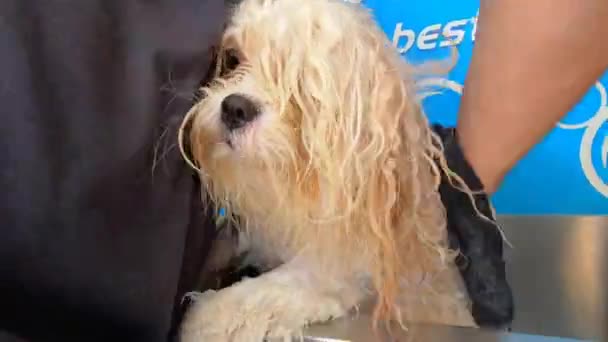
[0,1,226,341]
[432,124,515,329]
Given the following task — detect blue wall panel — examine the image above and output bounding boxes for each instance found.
[359,0,608,214]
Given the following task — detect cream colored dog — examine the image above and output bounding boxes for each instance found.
[178,0,476,340]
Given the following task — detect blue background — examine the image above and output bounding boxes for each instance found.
[361,0,608,214]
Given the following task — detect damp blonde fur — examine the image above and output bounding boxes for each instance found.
[179,0,476,337]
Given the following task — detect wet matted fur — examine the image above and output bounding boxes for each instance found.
[178,0,476,340]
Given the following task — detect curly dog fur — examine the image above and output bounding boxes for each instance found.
[178,0,476,340]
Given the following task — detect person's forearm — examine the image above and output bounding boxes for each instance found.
[457,0,608,193]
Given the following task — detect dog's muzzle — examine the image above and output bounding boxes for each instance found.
[221,94,260,131]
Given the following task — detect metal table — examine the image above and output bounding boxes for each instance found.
[304,216,608,341]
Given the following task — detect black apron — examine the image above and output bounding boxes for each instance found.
[0,1,226,341]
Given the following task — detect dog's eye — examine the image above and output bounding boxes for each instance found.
[221,49,240,76]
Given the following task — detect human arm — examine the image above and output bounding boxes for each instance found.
[458,0,608,193]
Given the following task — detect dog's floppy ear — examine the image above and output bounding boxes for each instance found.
[289,4,453,325]
[361,44,453,324]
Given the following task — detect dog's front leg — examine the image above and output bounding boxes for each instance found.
[179,258,366,342]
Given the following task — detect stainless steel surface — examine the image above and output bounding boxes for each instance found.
[304,316,590,342]
[304,215,608,341]
[503,216,607,340]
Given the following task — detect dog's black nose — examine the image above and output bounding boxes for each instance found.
[221,94,259,131]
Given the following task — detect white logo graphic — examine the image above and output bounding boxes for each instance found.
[417,77,463,99]
[557,82,608,197]
[392,14,478,54]
[418,77,608,198]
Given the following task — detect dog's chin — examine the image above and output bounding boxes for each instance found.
[208,129,253,160]
[222,121,262,152]
[223,132,245,152]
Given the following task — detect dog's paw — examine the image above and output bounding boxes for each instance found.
[179,278,347,342]
[179,290,231,342]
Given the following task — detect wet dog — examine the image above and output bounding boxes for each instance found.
[178,0,477,340]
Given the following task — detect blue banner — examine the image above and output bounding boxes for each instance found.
[357,0,608,214]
